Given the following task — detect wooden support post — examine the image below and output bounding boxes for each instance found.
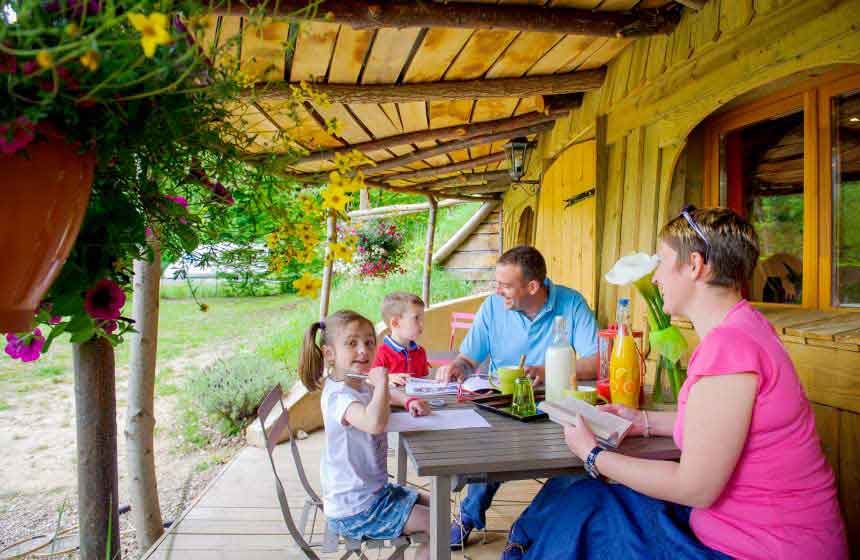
[74,337,120,560]
[248,69,606,105]
[219,1,681,37]
[126,239,164,551]
[423,197,438,307]
[359,188,370,210]
[320,211,336,320]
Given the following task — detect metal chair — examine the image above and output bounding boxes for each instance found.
[258,384,424,559]
[448,312,476,351]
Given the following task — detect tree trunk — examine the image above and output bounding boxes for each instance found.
[320,212,336,320]
[422,197,438,307]
[126,240,164,551]
[74,337,121,560]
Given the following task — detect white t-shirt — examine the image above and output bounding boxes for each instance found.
[320,378,388,518]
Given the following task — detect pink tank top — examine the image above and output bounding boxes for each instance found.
[673,300,847,559]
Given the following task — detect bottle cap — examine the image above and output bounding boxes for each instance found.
[619,298,630,306]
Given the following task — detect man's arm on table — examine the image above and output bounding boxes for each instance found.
[435,354,479,383]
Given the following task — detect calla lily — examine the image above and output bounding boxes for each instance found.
[604,252,687,403]
[604,252,659,286]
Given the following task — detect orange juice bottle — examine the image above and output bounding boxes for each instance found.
[610,298,641,409]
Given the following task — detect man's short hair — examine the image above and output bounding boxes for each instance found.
[381,292,425,325]
[497,246,547,285]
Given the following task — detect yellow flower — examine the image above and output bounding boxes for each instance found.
[298,229,318,246]
[299,196,317,215]
[65,22,80,36]
[322,185,350,213]
[329,242,354,263]
[79,50,100,72]
[128,12,171,58]
[326,117,343,137]
[36,50,53,69]
[293,272,322,299]
[334,149,373,173]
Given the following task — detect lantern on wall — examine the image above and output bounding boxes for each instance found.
[503,136,540,193]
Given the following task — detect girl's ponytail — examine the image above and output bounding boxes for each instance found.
[298,321,325,391]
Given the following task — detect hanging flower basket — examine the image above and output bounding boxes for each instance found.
[0,135,95,332]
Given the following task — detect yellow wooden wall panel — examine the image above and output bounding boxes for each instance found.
[580,38,632,70]
[597,137,626,325]
[840,410,860,557]
[720,0,756,35]
[328,27,374,84]
[626,38,651,95]
[645,33,670,82]
[668,10,694,68]
[692,0,722,54]
[811,403,841,477]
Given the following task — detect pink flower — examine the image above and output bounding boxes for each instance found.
[49,315,62,325]
[84,278,126,320]
[102,320,118,334]
[0,116,37,154]
[165,194,188,209]
[21,60,38,75]
[4,329,46,362]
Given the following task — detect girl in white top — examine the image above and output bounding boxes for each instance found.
[298,309,431,559]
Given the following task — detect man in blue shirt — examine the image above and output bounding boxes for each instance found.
[436,245,599,549]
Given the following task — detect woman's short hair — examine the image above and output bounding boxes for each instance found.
[497,245,547,285]
[659,207,760,290]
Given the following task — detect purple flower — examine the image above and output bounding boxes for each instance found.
[210,182,235,205]
[0,116,37,155]
[4,329,46,362]
[84,278,126,321]
[21,60,38,75]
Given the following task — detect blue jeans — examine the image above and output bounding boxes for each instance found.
[460,475,587,529]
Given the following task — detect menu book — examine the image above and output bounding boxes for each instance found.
[538,397,633,449]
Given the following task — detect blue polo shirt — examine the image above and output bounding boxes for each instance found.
[460,278,598,372]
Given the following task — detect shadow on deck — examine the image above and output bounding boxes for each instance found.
[143,429,542,559]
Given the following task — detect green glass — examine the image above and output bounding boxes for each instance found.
[512,377,537,417]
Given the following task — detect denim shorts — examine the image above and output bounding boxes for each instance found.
[328,483,420,541]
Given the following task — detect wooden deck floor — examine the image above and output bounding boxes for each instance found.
[143,429,543,559]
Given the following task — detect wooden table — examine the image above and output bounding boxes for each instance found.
[395,397,681,560]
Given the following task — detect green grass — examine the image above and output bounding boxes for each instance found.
[0,399,9,412]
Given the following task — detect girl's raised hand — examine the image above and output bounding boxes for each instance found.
[367,366,389,388]
[408,398,431,417]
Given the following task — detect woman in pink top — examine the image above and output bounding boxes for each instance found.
[503,207,846,559]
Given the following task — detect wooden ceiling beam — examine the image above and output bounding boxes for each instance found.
[246,69,604,104]
[363,121,554,176]
[220,1,681,37]
[383,152,507,183]
[436,181,511,197]
[266,95,581,166]
[419,171,512,191]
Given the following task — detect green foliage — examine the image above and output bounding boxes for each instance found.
[184,353,294,436]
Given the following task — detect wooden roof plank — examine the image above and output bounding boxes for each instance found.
[310,102,372,144]
[559,37,607,72]
[579,37,633,70]
[349,103,402,138]
[240,19,290,81]
[290,22,339,82]
[361,27,423,84]
[528,34,593,76]
[328,26,374,84]
[429,99,475,129]
[446,29,520,80]
[402,28,475,83]
[398,101,429,132]
[485,31,564,79]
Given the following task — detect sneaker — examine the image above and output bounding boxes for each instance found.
[449,517,474,549]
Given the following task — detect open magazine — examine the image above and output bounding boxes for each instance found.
[405,374,495,396]
[538,397,633,449]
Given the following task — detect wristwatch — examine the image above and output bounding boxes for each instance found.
[584,446,605,479]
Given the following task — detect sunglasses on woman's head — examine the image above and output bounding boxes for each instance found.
[679,205,711,263]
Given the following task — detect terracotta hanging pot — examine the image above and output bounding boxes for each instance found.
[0,136,95,333]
